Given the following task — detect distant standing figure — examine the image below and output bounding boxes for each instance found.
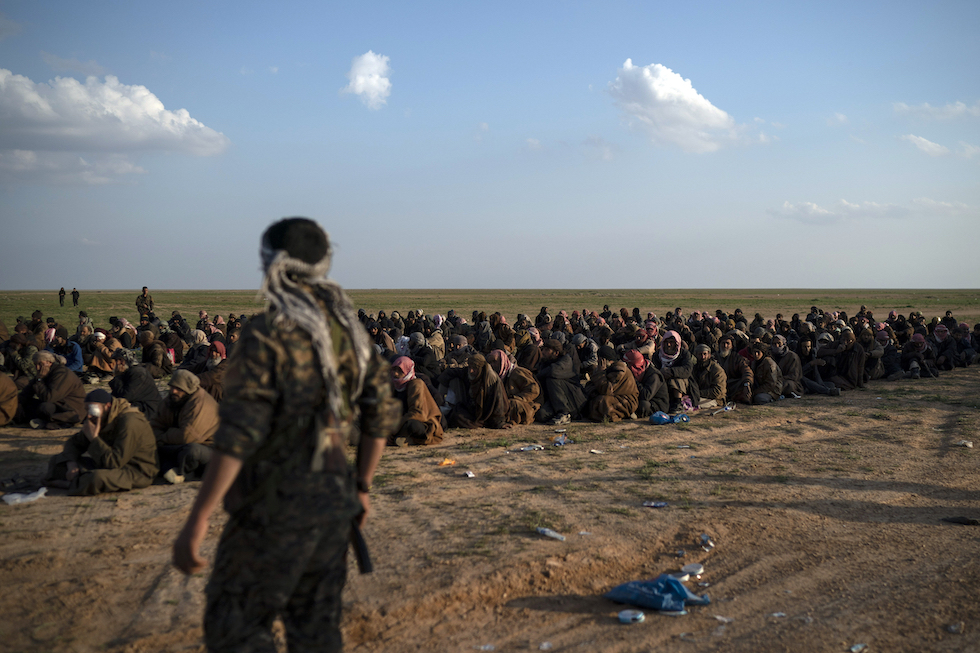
[71,288,80,307]
[59,287,66,307]
[136,286,154,315]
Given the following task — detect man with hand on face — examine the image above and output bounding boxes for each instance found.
[152,369,219,484]
[43,389,158,495]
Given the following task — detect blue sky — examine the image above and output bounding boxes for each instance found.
[1,1,978,290]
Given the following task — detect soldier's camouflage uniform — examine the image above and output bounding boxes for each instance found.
[204,292,399,653]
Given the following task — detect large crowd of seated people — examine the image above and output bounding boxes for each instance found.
[1,301,978,493]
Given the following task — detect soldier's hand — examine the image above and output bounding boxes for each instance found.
[356,491,371,529]
[173,518,208,575]
[65,461,80,481]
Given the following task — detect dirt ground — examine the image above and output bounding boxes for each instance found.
[2,368,979,653]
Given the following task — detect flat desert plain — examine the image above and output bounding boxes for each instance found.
[1,290,978,653]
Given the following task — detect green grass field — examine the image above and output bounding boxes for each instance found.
[1,288,978,335]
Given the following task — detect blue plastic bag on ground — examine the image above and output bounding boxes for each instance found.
[604,574,711,612]
[649,411,671,425]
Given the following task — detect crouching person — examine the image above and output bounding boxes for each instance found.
[152,370,218,484]
[388,357,444,446]
[584,346,638,422]
[43,389,159,495]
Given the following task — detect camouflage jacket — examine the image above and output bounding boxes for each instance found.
[215,297,400,511]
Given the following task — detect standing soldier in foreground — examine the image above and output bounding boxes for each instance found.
[173,217,400,652]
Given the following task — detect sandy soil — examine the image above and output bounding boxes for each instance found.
[2,368,979,653]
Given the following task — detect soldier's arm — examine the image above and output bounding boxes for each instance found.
[173,452,243,574]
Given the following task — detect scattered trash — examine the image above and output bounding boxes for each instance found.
[643,501,669,509]
[539,642,554,651]
[941,516,980,526]
[955,440,973,448]
[660,610,688,617]
[605,574,711,612]
[712,624,727,636]
[463,471,476,478]
[578,531,592,536]
[2,487,47,505]
[437,458,456,467]
[768,612,787,618]
[698,582,711,587]
[669,572,690,582]
[681,563,704,576]
[711,403,735,416]
[618,609,645,624]
[650,411,672,425]
[552,434,573,446]
[536,527,566,541]
[673,414,690,424]
[798,615,814,625]
[475,645,495,651]
[947,621,964,634]
[700,533,715,551]
[676,445,691,449]
[849,645,867,653]
[554,429,567,434]
[714,615,733,623]
[512,444,545,452]
[676,549,686,557]
[589,449,604,454]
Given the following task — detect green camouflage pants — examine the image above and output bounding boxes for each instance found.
[205,481,359,653]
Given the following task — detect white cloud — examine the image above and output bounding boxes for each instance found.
[960,142,980,159]
[340,50,391,110]
[0,150,146,185]
[41,52,106,76]
[607,59,740,153]
[0,13,20,41]
[827,112,848,126]
[771,121,785,129]
[754,117,765,123]
[894,101,980,120]
[850,135,867,145]
[0,68,229,155]
[772,197,971,224]
[269,66,279,74]
[583,135,614,161]
[0,67,229,184]
[901,134,950,156]
[479,122,489,132]
[526,138,541,150]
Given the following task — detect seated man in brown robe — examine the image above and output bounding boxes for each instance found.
[716,334,753,404]
[584,346,639,422]
[15,351,86,429]
[151,370,219,484]
[138,330,173,379]
[691,344,727,408]
[770,335,803,397]
[196,341,228,402]
[388,356,444,446]
[445,353,509,429]
[0,373,17,426]
[43,389,159,495]
[487,349,540,425]
[750,342,784,404]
